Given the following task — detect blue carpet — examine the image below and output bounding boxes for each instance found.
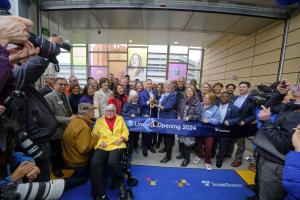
[61,165,254,200]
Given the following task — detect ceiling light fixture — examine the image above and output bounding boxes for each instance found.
[129,40,133,43]
[174,41,179,44]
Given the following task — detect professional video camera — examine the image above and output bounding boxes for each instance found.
[0,9,72,72]
[250,82,279,107]
[0,180,65,200]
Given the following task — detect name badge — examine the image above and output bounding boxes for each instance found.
[57,100,63,105]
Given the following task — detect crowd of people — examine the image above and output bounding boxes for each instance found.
[0,9,300,200]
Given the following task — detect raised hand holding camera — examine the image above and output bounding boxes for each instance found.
[0,16,33,47]
[8,41,40,65]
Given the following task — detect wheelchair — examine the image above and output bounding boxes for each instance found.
[118,143,138,200]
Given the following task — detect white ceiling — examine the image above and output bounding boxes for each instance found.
[41,9,279,47]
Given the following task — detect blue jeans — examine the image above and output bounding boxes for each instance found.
[64,165,89,191]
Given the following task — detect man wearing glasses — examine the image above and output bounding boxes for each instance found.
[45,77,79,178]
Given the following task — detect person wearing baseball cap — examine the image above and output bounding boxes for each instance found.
[61,103,99,191]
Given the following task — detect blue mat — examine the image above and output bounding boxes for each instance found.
[62,165,254,200]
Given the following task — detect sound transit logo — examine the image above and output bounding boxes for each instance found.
[201,180,243,188]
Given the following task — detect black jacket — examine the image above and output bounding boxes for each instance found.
[38,85,53,97]
[12,56,57,143]
[257,93,300,164]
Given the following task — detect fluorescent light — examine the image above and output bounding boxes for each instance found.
[174,41,179,44]
[128,40,133,43]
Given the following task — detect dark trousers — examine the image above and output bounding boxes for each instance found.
[35,142,51,181]
[183,144,193,161]
[258,157,285,200]
[163,134,175,159]
[217,137,232,161]
[50,139,64,172]
[128,132,139,150]
[90,149,124,197]
[142,133,152,149]
[64,165,89,191]
[195,137,214,164]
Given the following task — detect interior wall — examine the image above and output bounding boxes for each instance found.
[201,12,300,87]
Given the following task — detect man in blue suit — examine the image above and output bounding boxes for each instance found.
[230,81,256,167]
[139,79,158,156]
[216,92,240,168]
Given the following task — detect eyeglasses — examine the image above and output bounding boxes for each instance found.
[56,83,67,86]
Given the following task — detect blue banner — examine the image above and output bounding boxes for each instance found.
[124,117,257,137]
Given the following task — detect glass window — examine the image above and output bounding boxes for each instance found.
[148,45,168,53]
[109,61,127,80]
[108,44,127,52]
[169,54,188,63]
[90,44,107,52]
[109,53,127,61]
[187,70,201,84]
[90,53,107,66]
[170,46,188,54]
[188,49,202,70]
[168,63,187,81]
[73,47,86,66]
[56,65,71,79]
[57,52,71,65]
[90,66,108,80]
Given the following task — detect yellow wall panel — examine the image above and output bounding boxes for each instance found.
[285,43,300,60]
[207,65,226,75]
[254,36,282,55]
[227,35,251,49]
[209,58,227,69]
[256,23,283,44]
[289,13,300,31]
[252,62,278,76]
[225,68,252,79]
[281,73,299,84]
[228,37,255,56]
[283,58,300,73]
[253,49,280,66]
[209,73,225,81]
[227,47,254,64]
[208,50,228,64]
[287,28,300,46]
[226,57,253,71]
[251,75,277,85]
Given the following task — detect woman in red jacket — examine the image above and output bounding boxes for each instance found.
[108,83,128,115]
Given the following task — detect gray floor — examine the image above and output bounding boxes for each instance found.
[131,136,255,170]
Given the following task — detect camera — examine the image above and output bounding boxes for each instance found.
[18,131,44,160]
[0,182,20,200]
[28,33,72,72]
[250,82,279,107]
[0,180,65,200]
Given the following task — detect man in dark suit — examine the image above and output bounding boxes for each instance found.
[230,81,256,167]
[39,74,54,96]
[45,77,78,177]
[139,79,158,156]
[216,92,240,168]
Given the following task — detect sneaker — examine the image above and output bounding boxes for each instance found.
[192,156,201,164]
[205,163,212,170]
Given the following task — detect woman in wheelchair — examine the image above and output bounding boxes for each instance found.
[90,104,129,200]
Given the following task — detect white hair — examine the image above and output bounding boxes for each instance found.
[105,104,116,113]
[127,90,139,103]
[164,80,174,91]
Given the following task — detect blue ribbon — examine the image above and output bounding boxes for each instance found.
[124,117,257,137]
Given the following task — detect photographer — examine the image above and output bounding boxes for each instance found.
[255,81,300,200]
[0,15,33,100]
[0,12,67,181]
[0,116,65,200]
